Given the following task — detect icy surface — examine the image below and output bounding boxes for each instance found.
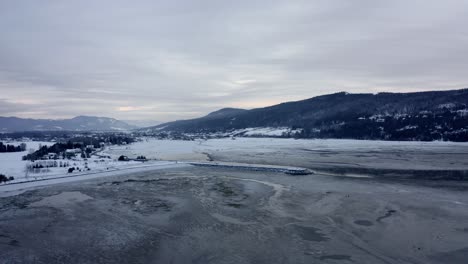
[30,191,93,207]
[1,138,468,263]
[3,138,468,193]
[101,139,206,161]
[103,138,468,171]
[0,166,467,263]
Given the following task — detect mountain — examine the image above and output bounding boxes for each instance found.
[145,89,468,141]
[149,108,247,131]
[204,108,247,118]
[122,120,161,128]
[0,116,137,132]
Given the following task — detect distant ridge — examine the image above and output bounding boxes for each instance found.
[0,116,137,132]
[144,88,468,141]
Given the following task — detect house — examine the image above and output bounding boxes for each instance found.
[65,148,82,154]
[40,153,57,160]
[65,148,81,159]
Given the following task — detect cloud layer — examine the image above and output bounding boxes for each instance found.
[1,0,467,121]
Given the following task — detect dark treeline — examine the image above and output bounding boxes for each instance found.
[0,131,76,142]
[0,174,14,183]
[0,142,26,153]
[296,110,468,142]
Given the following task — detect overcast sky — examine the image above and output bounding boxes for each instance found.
[1,0,467,121]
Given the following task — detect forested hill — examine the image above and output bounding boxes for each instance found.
[145,89,468,141]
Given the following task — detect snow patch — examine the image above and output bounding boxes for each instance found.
[438,103,456,109]
[397,125,418,131]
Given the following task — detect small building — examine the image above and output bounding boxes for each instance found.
[65,148,81,159]
[65,148,82,154]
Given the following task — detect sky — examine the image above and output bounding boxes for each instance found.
[0,0,467,122]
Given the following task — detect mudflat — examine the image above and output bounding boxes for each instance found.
[1,166,467,264]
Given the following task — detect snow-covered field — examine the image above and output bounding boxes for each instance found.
[21,157,148,181]
[0,141,176,184]
[0,141,54,179]
[0,161,186,197]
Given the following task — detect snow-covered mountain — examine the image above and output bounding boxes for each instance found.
[0,116,137,132]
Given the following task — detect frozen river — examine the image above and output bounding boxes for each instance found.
[1,138,468,263]
[104,138,468,179]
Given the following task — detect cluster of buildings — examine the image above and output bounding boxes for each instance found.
[40,144,98,160]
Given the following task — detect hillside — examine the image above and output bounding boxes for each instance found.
[145,89,468,141]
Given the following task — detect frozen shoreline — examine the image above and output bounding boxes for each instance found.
[188,161,312,175]
[2,137,468,196]
[0,160,315,197]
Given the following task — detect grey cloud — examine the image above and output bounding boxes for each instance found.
[0,0,467,121]
[0,99,37,115]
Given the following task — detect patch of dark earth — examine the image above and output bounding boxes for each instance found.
[0,166,467,264]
